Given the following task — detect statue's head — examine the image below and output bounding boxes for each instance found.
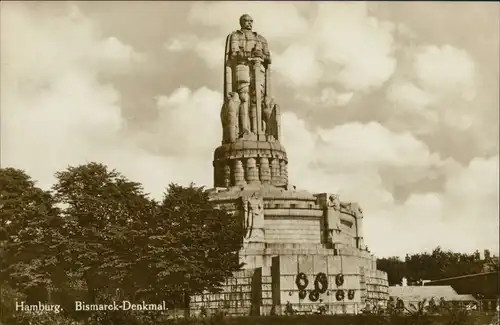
[329,194,339,203]
[328,194,341,210]
[239,14,253,30]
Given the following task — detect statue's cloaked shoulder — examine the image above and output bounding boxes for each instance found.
[228,30,243,55]
[255,32,271,63]
[228,29,243,41]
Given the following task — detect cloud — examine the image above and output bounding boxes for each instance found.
[164,35,224,69]
[149,86,222,157]
[273,44,323,88]
[283,118,446,202]
[385,81,439,134]
[372,154,499,256]
[1,3,137,177]
[1,4,142,83]
[444,155,499,206]
[296,88,354,107]
[386,81,437,113]
[317,122,442,171]
[386,43,485,139]
[414,45,477,100]
[307,3,397,91]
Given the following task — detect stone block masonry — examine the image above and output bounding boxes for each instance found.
[190,254,388,316]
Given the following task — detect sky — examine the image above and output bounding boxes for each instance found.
[1,1,499,258]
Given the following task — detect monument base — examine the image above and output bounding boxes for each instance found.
[189,185,389,316]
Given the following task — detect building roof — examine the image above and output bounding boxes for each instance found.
[422,271,499,299]
[389,286,477,302]
[425,271,498,283]
[454,294,477,301]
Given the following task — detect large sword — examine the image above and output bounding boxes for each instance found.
[249,57,265,139]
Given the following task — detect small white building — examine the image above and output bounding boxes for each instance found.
[388,285,477,311]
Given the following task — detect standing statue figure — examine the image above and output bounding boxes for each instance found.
[327,194,341,211]
[221,14,279,143]
[242,193,264,241]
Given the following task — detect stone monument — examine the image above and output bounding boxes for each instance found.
[190,14,389,316]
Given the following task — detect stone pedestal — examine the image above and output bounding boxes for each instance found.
[213,140,288,188]
[190,185,389,316]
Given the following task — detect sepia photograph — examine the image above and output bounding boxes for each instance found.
[0,1,499,325]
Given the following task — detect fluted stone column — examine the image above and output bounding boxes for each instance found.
[270,158,280,185]
[280,160,288,185]
[223,163,231,187]
[259,157,271,184]
[246,158,260,185]
[213,162,221,187]
[234,159,246,186]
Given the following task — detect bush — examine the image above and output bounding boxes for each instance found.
[160,314,494,325]
[3,313,495,325]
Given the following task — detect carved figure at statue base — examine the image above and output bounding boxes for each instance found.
[325,194,343,245]
[328,194,341,211]
[262,97,281,141]
[221,92,241,143]
[242,192,265,242]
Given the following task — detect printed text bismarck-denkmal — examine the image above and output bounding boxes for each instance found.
[75,301,168,311]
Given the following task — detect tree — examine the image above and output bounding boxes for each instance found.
[0,168,62,304]
[0,282,25,324]
[50,163,245,320]
[484,256,500,272]
[132,183,245,307]
[50,162,154,317]
[378,247,487,286]
[376,257,407,286]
